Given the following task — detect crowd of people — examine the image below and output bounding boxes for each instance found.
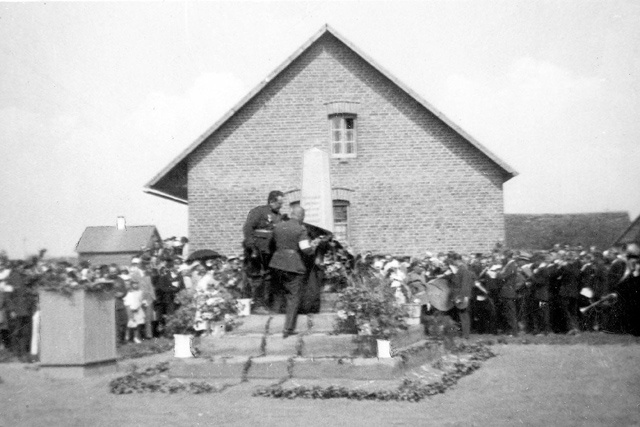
[1,193,639,361]
[353,243,640,339]
[0,244,246,361]
[242,190,640,340]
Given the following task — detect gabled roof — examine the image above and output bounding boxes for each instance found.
[613,214,640,246]
[75,226,160,254]
[145,24,518,203]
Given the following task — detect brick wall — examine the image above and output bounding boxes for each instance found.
[188,33,507,257]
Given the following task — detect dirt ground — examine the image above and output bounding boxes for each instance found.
[1,343,639,427]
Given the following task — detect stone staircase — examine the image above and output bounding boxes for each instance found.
[169,313,445,381]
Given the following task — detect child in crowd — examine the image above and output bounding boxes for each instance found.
[122,276,146,344]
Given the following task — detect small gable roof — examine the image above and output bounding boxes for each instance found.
[76,226,160,254]
[145,24,517,203]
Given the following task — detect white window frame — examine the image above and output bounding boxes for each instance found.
[333,200,350,244]
[329,114,357,158]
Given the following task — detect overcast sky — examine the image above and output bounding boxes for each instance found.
[1,1,639,257]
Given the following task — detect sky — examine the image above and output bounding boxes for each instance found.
[1,1,639,258]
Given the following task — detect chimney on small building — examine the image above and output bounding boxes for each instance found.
[116,216,126,230]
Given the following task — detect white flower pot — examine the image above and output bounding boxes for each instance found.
[210,322,226,337]
[237,298,252,317]
[173,334,195,358]
[377,339,392,358]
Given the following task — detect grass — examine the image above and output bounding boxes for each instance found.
[0,336,174,364]
[470,331,640,346]
[116,337,174,360]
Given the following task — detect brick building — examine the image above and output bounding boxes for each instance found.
[145,25,517,257]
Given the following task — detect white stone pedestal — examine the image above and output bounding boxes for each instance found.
[39,289,117,378]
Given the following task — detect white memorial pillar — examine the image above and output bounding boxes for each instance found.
[300,148,334,233]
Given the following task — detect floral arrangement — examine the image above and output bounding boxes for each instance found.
[195,288,238,323]
[37,267,114,296]
[163,292,198,336]
[213,265,244,299]
[253,343,496,401]
[334,265,407,340]
[109,362,230,395]
[164,287,238,336]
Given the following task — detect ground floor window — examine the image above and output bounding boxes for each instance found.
[333,200,349,244]
[288,199,350,244]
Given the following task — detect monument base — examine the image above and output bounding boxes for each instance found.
[40,359,117,379]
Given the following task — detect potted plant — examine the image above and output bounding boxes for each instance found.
[194,287,239,334]
[334,266,407,358]
[164,289,198,358]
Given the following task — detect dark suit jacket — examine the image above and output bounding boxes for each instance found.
[451,264,475,300]
[6,270,34,317]
[496,259,518,299]
[607,258,627,292]
[269,219,313,274]
[530,264,551,301]
[558,261,581,298]
[243,205,282,253]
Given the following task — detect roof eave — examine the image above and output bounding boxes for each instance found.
[143,187,188,205]
[324,25,518,179]
[146,24,517,189]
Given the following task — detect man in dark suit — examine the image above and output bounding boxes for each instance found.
[447,253,475,339]
[269,206,318,338]
[529,256,553,335]
[557,253,582,334]
[243,190,284,313]
[6,261,36,360]
[496,250,519,336]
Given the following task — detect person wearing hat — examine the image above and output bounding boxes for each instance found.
[528,254,552,335]
[495,250,519,336]
[578,252,607,331]
[107,264,128,344]
[130,257,155,339]
[446,253,474,339]
[242,190,284,314]
[122,275,146,344]
[5,261,36,360]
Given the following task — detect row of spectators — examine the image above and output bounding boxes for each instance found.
[1,241,639,360]
[0,246,243,359]
[356,243,640,337]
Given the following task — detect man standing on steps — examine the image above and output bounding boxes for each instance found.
[269,205,319,338]
[243,190,284,314]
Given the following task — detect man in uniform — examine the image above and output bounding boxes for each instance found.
[243,190,284,314]
[269,205,318,338]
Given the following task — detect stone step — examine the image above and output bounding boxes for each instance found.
[199,323,427,359]
[170,341,445,381]
[292,356,402,380]
[197,335,265,357]
[230,313,338,336]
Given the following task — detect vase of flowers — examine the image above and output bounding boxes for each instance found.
[194,288,239,330]
[334,267,407,357]
[164,304,197,358]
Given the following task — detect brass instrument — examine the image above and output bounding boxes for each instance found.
[579,292,618,314]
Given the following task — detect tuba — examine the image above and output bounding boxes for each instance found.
[579,293,618,314]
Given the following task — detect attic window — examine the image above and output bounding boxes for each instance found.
[329,114,357,158]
